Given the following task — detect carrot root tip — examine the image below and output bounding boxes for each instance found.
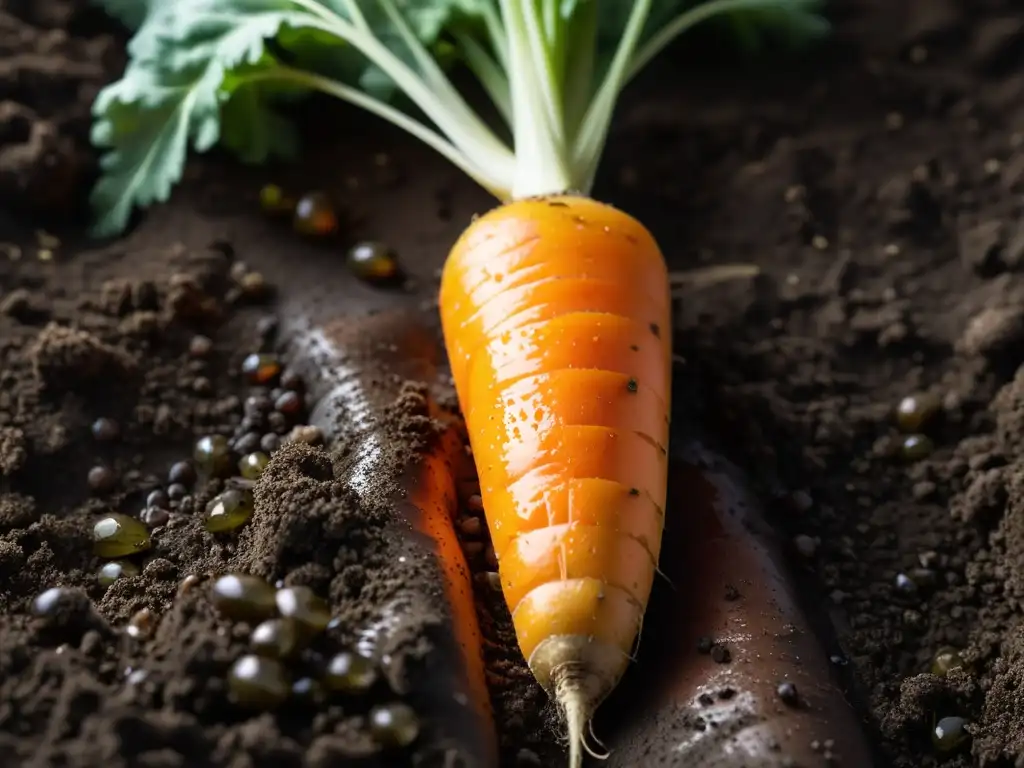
[556,664,610,768]
[528,636,626,767]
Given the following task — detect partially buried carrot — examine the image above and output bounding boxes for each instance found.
[440,195,670,763]
[92,1,828,764]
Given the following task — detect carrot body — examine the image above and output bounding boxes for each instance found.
[439,195,671,762]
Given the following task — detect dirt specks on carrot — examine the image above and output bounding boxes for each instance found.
[649,322,661,338]
[626,378,638,393]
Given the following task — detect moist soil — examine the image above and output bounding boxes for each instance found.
[3,0,1024,766]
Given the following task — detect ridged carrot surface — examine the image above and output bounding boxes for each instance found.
[439,194,671,742]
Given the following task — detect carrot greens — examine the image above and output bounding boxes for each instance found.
[89,0,827,237]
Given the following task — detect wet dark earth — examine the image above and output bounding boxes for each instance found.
[4,0,1024,766]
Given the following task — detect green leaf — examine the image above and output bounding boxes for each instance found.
[89,0,331,237]
[91,0,151,31]
[221,61,301,164]
[338,0,484,100]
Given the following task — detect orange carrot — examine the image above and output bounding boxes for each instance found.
[87,2,824,764]
[440,195,670,764]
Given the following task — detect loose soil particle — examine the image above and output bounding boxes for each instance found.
[5,0,1024,767]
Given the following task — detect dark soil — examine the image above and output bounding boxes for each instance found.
[4,0,1024,766]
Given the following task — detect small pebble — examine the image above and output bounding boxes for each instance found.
[239,452,270,480]
[250,618,302,660]
[293,191,338,237]
[931,647,967,677]
[211,574,277,621]
[189,335,213,357]
[291,677,325,706]
[268,412,288,434]
[245,395,272,418]
[240,272,271,300]
[459,517,483,536]
[697,636,714,654]
[126,608,154,639]
[287,425,322,445]
[260,433,280,453]
[91,417,120,442]
[233,432,261,456]
[324,651,378,693]
[895,573,918,594]
[280,369,303,392]
[347,241,401,284]
[242,353,282,385]
[900,434,934,462]
[140,506,170,528]
[146,490,168,509]
[98,561,140,588]
[33,587,71,617]
[228,655,291,710]
[177,574,202,597]
[275,586,331,634]
[793,534,817,558]
[776,681,799,706]
[205,488,255,533]
[93,514,151,558]
[87,465,118,494]
[168,460,196,486]
[933,715,969,752]
[788,489,814,513]
[194,435,232,476]
[895,393,940,432]
[167,483,188,501]
[710,644,731,663]
[274,390,302,416]
[259,184,290,214]
[368,702,420,748]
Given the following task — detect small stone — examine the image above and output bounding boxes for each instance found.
[274,391,303,416]
[140,506,170,528]
[776,681,799,706]
[168,461,196,486]
[793,535,817,558]
[93,514,151,559]
[959,306,1024,359]
[91,417,120,442]
[895,573,918,594]
[233,432,261,456]
[241,353,282,385]
[146,490,168,509]
[189,335,213,357]
[87,465,118,494]
[98,561,139,588]
[126,608,155,639]
[285,425,323,446]
[710,644,731,664]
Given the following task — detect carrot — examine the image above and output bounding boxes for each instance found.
[599,437,876,766]
[440,195,670,764]
[284,309,498,766]
[92,1,828,764]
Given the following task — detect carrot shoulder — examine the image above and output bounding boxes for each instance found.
[440,195,672,763]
